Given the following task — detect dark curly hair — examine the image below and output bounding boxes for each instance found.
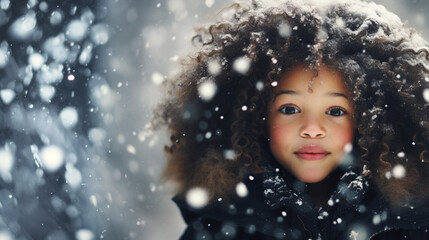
[153,0,429,206]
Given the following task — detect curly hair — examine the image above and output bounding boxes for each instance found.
[153,0,429,206]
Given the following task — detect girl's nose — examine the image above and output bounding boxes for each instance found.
[299,117,326,138]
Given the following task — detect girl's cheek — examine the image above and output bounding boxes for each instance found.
[270,124,293,144]
[333,124,354,146]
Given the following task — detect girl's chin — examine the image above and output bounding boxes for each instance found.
[299,176,325,183]
[296,171,328,183]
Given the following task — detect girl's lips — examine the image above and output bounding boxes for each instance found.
[295,153,329,160]
[294,145,330,161]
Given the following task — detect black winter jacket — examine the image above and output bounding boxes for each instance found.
[174,163,429,240]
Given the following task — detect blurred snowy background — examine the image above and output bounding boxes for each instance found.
[0,0,428,239]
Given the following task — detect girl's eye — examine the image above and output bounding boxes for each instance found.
[326,108,347,116]
[279,106,300,114]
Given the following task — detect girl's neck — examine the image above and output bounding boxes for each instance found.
[305,168,343,208]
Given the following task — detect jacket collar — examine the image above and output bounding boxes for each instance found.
[174,154,429,239]
[259,154,429,239]
[260,153,369,212]
[260,154,370,239]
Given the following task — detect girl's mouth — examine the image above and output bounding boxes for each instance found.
[294,145,330,160]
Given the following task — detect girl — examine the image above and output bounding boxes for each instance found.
[154,0,429,239]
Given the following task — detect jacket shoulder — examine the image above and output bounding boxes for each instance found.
[173,176,294,239]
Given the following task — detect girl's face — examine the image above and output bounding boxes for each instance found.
[267,65,354,183]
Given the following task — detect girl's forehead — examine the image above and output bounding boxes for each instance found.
[276,65,348,94]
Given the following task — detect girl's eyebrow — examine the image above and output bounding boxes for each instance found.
[328,92,349,99]
[273,90,349,101]
[273,90,297,100]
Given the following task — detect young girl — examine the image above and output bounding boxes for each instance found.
[154,0,429,239]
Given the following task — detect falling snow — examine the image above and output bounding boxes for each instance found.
[205,0,215,8]
[65,163,83,189]
[385,171,392,179]
[0,89,15,105]
[65,19,88,42]
[207,59,221,75]
[0,147,14,182]
[0,41,9,68]
[28,53,45,69]
[127,144,137,155]
[223,149,235,160]
[235,182,249,197]
[39,85,56,102]
[40,145,65,173]
[0,1,154,239]
[1,0,429,239]
[343,143,353,153]
[392,164,406,179]
[59,106,79,129]
[198,79,218,101]
[373,214,381,225]
[151,72,164,85]
[90,24,110,45]
[75,229,94,240]
[50,10,63,25]
[9,11,37,40]
[423,88,429,102]
[233,56,251,74]
[256,81,264,91]
[278,22,291,37]
[88,128,106,145]
[0,231,13,240]
[186,187,209,209]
